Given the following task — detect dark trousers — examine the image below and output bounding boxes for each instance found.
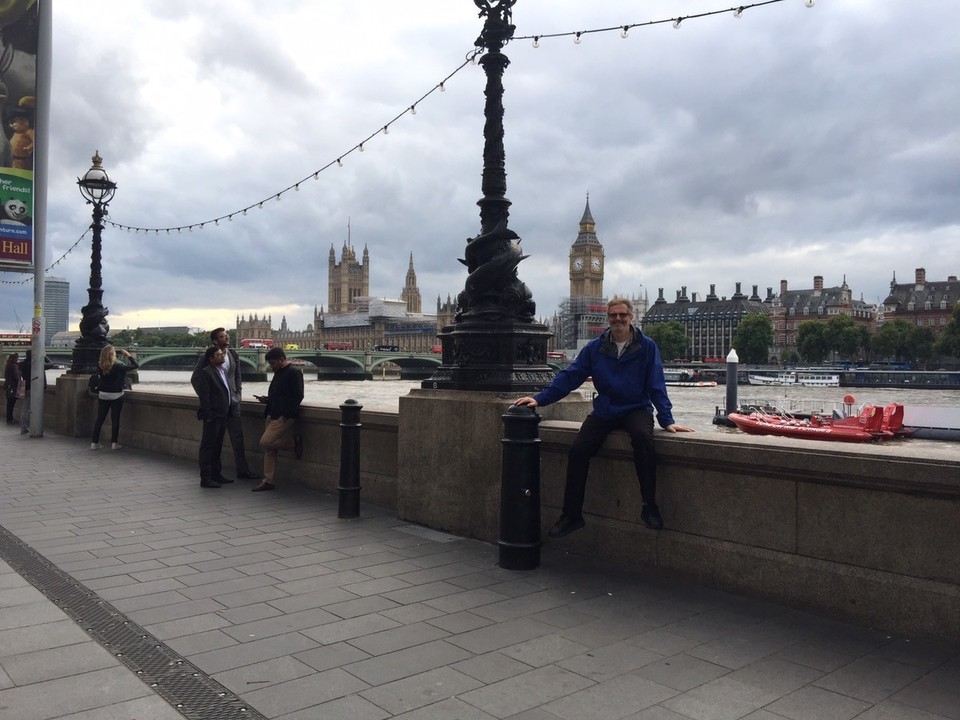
[199,417,228,482]
[562,409,658,519]
[92,397,125,443]
[5,394,15,423]
[225,407,250,474]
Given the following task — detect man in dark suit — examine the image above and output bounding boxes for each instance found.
[193,328,260,480]
[193,347,233,488]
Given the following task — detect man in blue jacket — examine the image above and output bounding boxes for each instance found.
[515,297,694,536]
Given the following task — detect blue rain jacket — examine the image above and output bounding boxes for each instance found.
[534,326,676,427]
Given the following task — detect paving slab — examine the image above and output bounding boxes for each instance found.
[0,428,958,719]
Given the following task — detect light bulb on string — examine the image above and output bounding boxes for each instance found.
[359,143,364,152]
[383,125,389,135]
[532,36,540,48]
[621,26,629,38]
[337,158,343,166]
[673,18,682,29]
[805,0,814,6]
[733,7,743,18]
[410,105,416,115]
[574,32,582,44]
[439,82,445,92]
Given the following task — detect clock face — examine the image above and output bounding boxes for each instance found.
[591,258,601,271]
[572,257,583,271]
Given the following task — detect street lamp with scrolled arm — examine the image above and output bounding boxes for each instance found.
[71,151,117,375]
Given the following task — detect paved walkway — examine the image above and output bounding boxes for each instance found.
[1,427,958,720]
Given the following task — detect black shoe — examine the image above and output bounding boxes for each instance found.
[215,476,234,484]
[236,471,261,480]
[200,479,222,488]
[548,514,585,538]
[294,434,303,459]
[641,504,663,530]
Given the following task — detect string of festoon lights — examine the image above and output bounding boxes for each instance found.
[520,0,811,45]
[3,0,812,283]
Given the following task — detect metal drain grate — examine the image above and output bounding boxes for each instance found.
[0,523,267,720]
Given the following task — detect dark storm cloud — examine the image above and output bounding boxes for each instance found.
[0,1,956,334]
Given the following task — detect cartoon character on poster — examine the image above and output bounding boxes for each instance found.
[0,0,37,264]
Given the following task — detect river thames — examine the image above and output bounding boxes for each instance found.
[50,369,959,456]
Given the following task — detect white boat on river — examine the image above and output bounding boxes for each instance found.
[749,371,840,388]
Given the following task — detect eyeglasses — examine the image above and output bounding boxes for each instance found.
[608,313,631,319]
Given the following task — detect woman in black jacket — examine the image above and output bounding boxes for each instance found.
[91,345,138,450]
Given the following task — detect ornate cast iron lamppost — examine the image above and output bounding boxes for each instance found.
[424,0,554,392]
[71,151,117,375]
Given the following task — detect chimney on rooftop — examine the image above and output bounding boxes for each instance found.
[916,267,926,284]
[780,279,788,296]
[814,275,824,291]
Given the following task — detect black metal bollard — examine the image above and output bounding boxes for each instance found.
[499,404,542,571]
[338,399,363,518]
[725,348,740,415]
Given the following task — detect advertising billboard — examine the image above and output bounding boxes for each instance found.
[0,0,38,270]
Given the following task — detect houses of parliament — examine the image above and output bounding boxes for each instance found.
[237,242,457,353]
[237,198,958,359]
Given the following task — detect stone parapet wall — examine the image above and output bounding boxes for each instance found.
[42,384,960,644]
[539,423,960,645]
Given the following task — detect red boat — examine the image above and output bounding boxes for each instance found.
[728,403,910,443]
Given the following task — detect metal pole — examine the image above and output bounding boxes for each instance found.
[28,0,52,437]
[498,404,541,570]
[337,398,362,518]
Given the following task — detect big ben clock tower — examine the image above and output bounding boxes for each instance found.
[569,195,604,299]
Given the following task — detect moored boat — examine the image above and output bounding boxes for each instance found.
[727,403,909,443]
[663,369,717,388]
[748,371,839,387]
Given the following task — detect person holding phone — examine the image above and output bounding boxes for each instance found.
[90,345,138,450]
[252,348,303,492]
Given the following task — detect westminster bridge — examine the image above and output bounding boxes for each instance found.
[37,346,451,380]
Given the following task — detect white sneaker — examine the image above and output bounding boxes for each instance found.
[90,443,103,450]
[111,443,123,450]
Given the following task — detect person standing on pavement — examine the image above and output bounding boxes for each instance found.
[253,347,303,492]
[514,297,694,537]
[90,345,138,449]
[192,328,260,481]
[4,352,20,425]
[193,346,233,488]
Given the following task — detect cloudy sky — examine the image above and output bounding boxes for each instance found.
[1,0,957,336]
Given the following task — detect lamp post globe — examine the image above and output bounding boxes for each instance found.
[71,151,118,375]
